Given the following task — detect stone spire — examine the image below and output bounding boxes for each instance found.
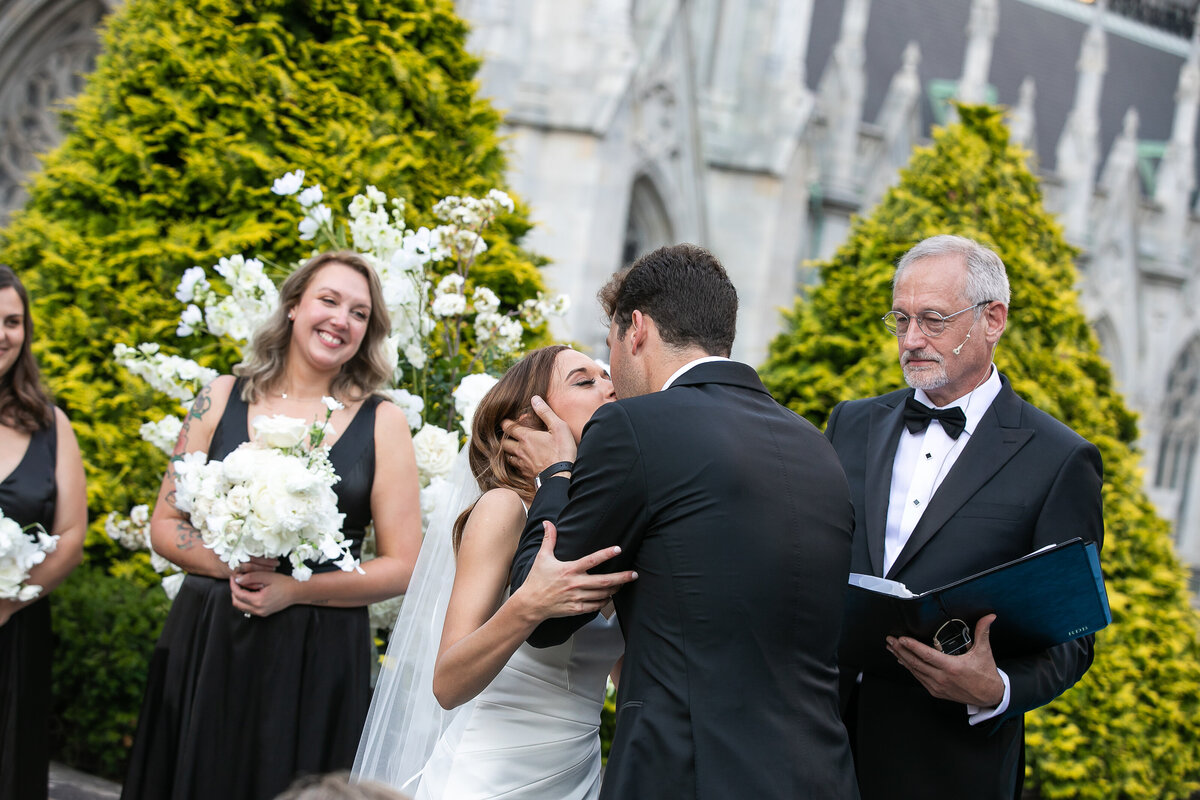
[1101,107,1141,199]
[1154,19,1200,268]
[866,41,922,207]
[818,0,871,195]
[957,0,998,105]
[1008,76,1037,152]
[1056,0,1108,244]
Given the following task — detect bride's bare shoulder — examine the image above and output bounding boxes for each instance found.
[461,487,528,547]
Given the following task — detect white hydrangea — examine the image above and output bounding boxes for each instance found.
[382,388,424,431]
[473,286,500,315]
[431,293,466,318]
[453,373,499,435]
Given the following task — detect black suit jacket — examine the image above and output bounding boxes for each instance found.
[511,361,860,800]
[824,375,1104,800]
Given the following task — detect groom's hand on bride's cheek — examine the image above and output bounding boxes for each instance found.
[501,401,575,477]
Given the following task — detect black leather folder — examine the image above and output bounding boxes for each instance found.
[840,538,1111,672]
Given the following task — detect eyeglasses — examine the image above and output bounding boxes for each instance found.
[881,302,989,337]
[932,618,973,656]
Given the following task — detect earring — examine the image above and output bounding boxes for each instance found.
[287,311,295,321]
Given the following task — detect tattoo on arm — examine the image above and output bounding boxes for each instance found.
[173,383,214,456]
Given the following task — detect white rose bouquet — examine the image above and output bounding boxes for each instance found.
[172,399,359,581]
[0,511,59,602]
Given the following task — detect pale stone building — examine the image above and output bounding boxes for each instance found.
[4,0,1200,586]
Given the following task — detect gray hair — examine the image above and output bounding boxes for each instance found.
[894,235,1011,307]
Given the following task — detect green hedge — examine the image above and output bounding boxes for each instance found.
[50,564,170,780]
[759,105,1200,799]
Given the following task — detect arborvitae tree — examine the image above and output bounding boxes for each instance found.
[0,0,548,775]
[0,0,544,541]
[761,106,1200,799]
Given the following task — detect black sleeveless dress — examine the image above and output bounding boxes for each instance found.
[121,381,381,800]
[0,418,57,800]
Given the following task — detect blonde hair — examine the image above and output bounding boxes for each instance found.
[235,251,392,403]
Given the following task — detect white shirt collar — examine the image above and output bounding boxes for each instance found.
[661,356,732,391]
[912,364,1002,438]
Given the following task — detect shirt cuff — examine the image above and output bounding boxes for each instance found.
[966,668,1011,725]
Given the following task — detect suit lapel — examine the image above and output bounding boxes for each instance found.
[886,379,1033,578]
[864,393,908,577]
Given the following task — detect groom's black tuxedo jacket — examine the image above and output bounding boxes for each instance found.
[511,360,859,800]
[824,375,1103,800]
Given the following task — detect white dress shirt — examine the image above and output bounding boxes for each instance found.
[661,356,732,391]
[883,366,1011,724]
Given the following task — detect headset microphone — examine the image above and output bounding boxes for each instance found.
[952,331,971,356]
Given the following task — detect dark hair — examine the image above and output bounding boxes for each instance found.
[598,243,738,356]
[0,265,53,432]
[451,345,571,551]
[235,251,392,403]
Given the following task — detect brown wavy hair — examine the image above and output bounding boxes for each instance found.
[235,251,392,403]
[0,265,53,432]
[451,344,571,550]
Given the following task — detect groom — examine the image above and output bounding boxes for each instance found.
[507,244,859,798]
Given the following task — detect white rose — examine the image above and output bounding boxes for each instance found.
[411,424,460,481]
[252,414,311,449]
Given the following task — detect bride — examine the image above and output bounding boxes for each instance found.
[354,345,637,799]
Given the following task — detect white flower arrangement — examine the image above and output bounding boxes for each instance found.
[172,401,358,581]
[113,172,573,630]
[0,511,58,602]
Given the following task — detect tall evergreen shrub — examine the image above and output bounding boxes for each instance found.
[760,105,1200,799]
[0,0,544,539]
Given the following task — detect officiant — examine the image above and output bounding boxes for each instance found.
[823,235,1104,800]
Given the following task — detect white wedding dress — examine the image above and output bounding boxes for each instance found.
[352,447,624,800]
[413,611,623,800]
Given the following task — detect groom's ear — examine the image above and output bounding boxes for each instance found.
[628,310,650,354]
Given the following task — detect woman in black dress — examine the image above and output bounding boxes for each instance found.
[0,264,87,800]
[121,251,422,800]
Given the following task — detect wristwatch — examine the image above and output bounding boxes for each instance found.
[535,460,574,489]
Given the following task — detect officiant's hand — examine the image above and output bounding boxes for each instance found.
[501,395,577,478]
[886,614,1005,707]
[513,521,637,621]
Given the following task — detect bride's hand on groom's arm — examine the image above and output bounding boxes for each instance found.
[512,522,637,621]
[501,396,577,479]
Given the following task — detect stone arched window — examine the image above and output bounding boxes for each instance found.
[621,174,674,268]
[1156,338,1200,546]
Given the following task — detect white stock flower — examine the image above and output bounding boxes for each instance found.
[453,373,499,435]
[411,424,459,482]
[140,416,183,454]
[322,396,344,412]
[0,514,58,601]
[272,170,305,196]
[175,266,209,303]
[297,185,324,208]
[486,189,515,213]
[251,414,311,449]
[161,572,186,599]
[436,273,465,296]
[495,318,524,354]
[176,304,203,337]
[298,204,332,240]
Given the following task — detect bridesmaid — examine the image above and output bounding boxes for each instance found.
[121,251,422,800]
[0,264,87,800]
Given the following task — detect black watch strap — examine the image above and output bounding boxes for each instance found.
[535,460,575,489]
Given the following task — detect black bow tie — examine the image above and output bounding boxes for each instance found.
[903,397,967,439]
